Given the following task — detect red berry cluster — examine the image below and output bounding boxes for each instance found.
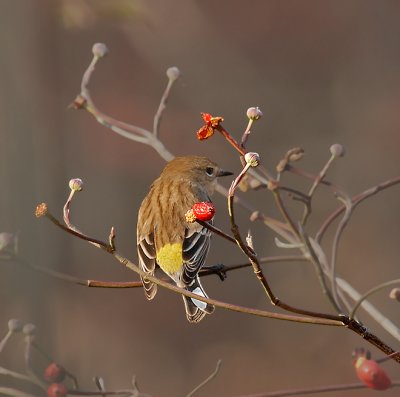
[44,363,67,397]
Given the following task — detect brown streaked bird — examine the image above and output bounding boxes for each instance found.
[137,156,232,323]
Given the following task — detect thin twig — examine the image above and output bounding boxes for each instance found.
[231,381,400,397]
[199,255,308,277]
[186,359,222,397]
[227,168,343,322]
[38,203,343,325]
[43,209,111,252]
[316,175,400,243]
[113,250,343,326]
[215,124,246,156]
[196,220,236,244]
[271,187,301,240]
[337,277,400,342]
[228,177,276,303]
[297,226,339,312]
[0,367,39,386]
[0,388,36,397]
[287,165,349,203]
[240,119,254,148]
[0,330,12,353]
[153,75,177,137]
[350,278,400,319]
[23,336,46,389]
[329,194,352,312]
[301,154,336,225]
[68,390,133,396]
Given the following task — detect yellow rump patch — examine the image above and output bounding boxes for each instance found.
[156,243,183,274]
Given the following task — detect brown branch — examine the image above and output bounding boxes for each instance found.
[36,203,342,326]
[35,194,400,361]
[232,381,400,397]
[215,124,246,156]
[301,154,336,225]
[112,250,343,326]
[316,175,400,243]
[196,219,236,244]
[226,167,343,323]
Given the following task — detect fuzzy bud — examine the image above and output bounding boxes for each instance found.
[330,143,345,158]
[249,211,261,222]
[22,323,36,336]
[286,147,305,162]
[276,159,288,173]
[244,152,260,167]
[185,209,197,223]
[44,363,66,383]
[246,107,263,121]
[69,178,83,192]
[92,43,108,58]
[8,318,24,333]
[166,66,181,81]
[35,203,48,218]
[47,383,67,397]
[389,288,400,301]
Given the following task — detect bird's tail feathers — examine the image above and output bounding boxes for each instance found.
[182,277,215,323]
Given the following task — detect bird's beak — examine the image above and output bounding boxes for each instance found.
[217,169,234,177]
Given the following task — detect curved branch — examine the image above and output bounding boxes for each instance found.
[350,278,400,319]
[316,176,400,243]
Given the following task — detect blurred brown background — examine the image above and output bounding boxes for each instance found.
[1,1,399,396]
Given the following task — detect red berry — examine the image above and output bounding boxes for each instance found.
[47,383,67,397]
[44,363,66,383]
[192,202,216,221]
[354,357,392,390]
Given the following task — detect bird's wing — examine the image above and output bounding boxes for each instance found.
[181,223,212,286]
[137,231,157,299]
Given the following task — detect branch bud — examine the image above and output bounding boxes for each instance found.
[69,178,83,192]
[92,43,108,58]
[246,107,263,121]
[22,323,36,336]
[244,152,260,167]
[389,288,400,301]
[8,318,24,333]
[166,66,181,81]
[286,147,304,162]
[35,203,48,218]
[330,143,345,158]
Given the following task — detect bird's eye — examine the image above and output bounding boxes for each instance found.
[205,167,214,176]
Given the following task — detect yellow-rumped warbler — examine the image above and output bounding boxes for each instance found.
[137,156,232,323]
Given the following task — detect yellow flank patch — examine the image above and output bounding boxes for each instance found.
[156,243,183,274]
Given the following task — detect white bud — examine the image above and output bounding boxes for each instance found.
[69,178,83,192]
[92,43,108,58]
[166,66,181,81]
[244,152,260,167]
[246,107,263,120]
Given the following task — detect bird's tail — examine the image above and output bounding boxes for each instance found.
[182,276,215,323]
